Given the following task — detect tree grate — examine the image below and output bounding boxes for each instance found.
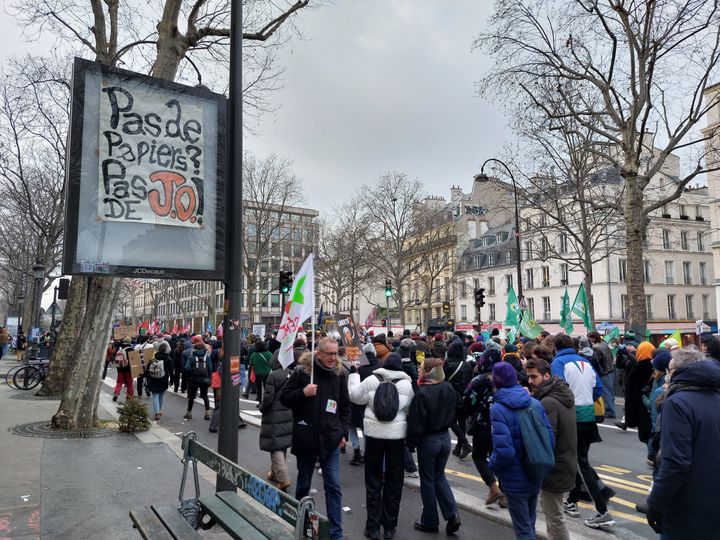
[9,392,61,400]
[9,421,118,439]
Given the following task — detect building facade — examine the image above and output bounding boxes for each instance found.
[703,83,720,326]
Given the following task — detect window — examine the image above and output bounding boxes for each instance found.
[661,205,670,217]
[489,303,496,321]
[444,277,450,301]
[662,229,671,249]
[698,231,705,251]
[505,252,512,264]
[542,297,551,321]
[460,281,467,298]
[702,294,710,320]
[558,233,568,254]
[621,295,628,319]
[540,238,549,258]
[488,253,496,266]
[665,261,674,284]
[700,262,708,285]
[474,278,480,291]
[667,294,676,319]
[679,204,687,218]
[488,277,495,295]
[683,262,692,285]
[526,268,534,289]
[685,295,695,319]
[540,214,548,227]
[618,259,627,282]
[681,231,689,250]
[271,294,280,308]
[644,260,651,283]
[542,266,550,288]
[646,295,653,320]
[527,298,535,318]
[461,305,467,320]
[506,274,513,292]
[560,263,569,286]
[525,241,533,260]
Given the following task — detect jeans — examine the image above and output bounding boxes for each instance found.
[417,431,457,527]
[151,391,165,415]
[348,427,361,451]
[364,437,405,532]
[471,430,496,486]
[600,372,616,417]
[114,371,134,399]
[541,490,569,540]
[505,490,540,540]
[296,449,343,540]
[240,364,247,392]
[404,444,417,473]
[187,383,210,412]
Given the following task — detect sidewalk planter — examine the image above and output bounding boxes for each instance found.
[118,400,151,432]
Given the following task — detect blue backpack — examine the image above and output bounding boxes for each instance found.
[518,400,555,481]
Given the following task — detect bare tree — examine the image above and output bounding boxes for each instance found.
[478,0,720,334]
[242,152,305,326]
[11,0,312,428]
[360,172,425,326]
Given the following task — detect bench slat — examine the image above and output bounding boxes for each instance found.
[216,491,293,539]
[199,495,268,540]
[129,508,176,540]
[150,505,202,540]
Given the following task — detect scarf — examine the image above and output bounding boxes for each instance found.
[419,365,445,385]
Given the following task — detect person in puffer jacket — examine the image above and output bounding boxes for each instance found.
[490,362,553,540]
[348,353,414,540]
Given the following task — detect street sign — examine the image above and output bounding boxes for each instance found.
[240,313,250,321]
[696,319,704,335]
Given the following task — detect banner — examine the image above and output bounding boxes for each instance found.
[519,310,544,340]
[277,254,315,368]
[559,288,573,334]
[335,313,368,366]
[571,283,593,330]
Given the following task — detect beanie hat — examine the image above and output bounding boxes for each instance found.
[663,338,679,350]
[381,352,403,372]
[122,337,131,345]
[504,343,518,354]
[476,334,484,342]
[485,339,502,353]
[447,341,465,360]
[434,333,443,341]
[578,336,591,349]
[492,362,519,389]
[191,335,203,345]
[636,341,655,361]
[652,350,671,372]
[400,338,414,349]
[468,341,485,354]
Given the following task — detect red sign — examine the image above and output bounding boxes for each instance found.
[230,356,240,375]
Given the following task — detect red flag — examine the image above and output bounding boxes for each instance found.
[365,307,377,328]
[184,320,191,333]
[217,322,223,338]
[171,321,178,334]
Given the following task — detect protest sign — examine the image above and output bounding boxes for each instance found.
[335,314,368,366]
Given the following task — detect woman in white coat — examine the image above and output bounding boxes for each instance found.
[348,352,414,540]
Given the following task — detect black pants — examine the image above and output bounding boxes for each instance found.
[450,408,469,446]
[567,422,606,513]
[471,429,496,486]
[255,374,268,404]
[173,367,187,392]
[136,374,148,396]
[187,382,210,412]
[364,436,405,532]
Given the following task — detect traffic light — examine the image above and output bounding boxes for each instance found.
[384,279,392,298]
[442,301,451,315]
[279,270,294,294]
[381,318,387,327]
[474,288,486,307]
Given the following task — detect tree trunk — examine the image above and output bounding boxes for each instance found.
[624,176,648,336]
[36,278,87,396]
[52,277,120,429]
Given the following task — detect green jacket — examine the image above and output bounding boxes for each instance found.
[249,351,272,377]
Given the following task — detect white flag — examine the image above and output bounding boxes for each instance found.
[277,253,315,368]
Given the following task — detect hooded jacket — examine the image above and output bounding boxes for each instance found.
[532,378,577,493]
[259,352,301,452]
[648,361,720,539]
[489,385,554,494]
[551,348,603,423]
[348,367,414,439]
[280,354,351,459]
[624,344,654,441]
[444,342,473,398]
[406,381,457,448]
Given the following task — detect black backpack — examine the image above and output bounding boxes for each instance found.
[373,374,400,422]
[191,352,210,384]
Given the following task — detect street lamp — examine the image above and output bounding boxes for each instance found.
[17,293,25,332]
[29,260,45,360]
[474,159,524,301]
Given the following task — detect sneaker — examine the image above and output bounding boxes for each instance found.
[563,501,579,518]
[584,512,615,529]
[614,421,627,431]
[350,449,363,466]
[183,412,192,420]
[452,443,462,457]
[112,395,118,402]
[458,442,473,459]
[405,470,419,478]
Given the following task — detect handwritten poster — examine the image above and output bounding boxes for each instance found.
[97,79,206,228]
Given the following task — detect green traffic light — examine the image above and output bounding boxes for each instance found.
[385,288,392,298]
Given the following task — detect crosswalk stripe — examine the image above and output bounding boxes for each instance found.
[597,473,651,492]
[596,464,632,474]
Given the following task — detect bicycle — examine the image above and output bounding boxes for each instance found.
[11,359,50,390]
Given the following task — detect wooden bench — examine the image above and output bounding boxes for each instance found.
[130,431,330,539]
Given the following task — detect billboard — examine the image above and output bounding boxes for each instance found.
[62,58,226,279]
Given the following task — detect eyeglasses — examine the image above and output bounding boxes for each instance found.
[319,350,338,357]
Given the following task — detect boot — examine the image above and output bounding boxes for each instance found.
[154,413,161,421]
[485,484,503,506]
[452,442,462,457]
[112,395,118,402]
[184,411,192,420]
[204,409,212,420]
[277,480,291,492]
[459,442,473,459]
[350,448,363,466]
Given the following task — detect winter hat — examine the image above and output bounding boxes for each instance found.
[492,362,519,389]
[663,338,680,350]
[652,350,671,373]
[373,334,388,346]
[578,336,591,349]
[636,341,655,361]
[382,352,403,372]
[411,332,420,340]
[400,338,414,349]
[504,343,518,354]
[476,334,484,342]
[468,341,485,354]
[419,332,427,339]
[485,339,502,353]
[434,333,444,341]
[122,337,131,345]
[191,335,203,345]
[479,348,502,373]
[579,346,594,359]
[447,341,465,360]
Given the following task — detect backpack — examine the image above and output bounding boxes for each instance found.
[518,400,555,482]
[191,353,210,384]
[115,349,128,368]
[148,359,165,379]
[373,374,400,422]
[466,375,493,435]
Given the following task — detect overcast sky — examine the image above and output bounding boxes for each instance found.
[0,1,511,213]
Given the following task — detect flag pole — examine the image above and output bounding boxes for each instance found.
[310,315,316,385]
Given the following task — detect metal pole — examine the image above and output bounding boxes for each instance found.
[49,286,58,359]
[386,295,390,333]
[217,0,242,494]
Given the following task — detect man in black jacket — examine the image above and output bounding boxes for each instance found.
[280,337,351,540]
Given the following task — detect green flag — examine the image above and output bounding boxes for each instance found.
[571,283,593,330]
[507,327,517,344]
[603,327,620,344]
[505,285,521,328]
[519,310,544,339]
[559,288,573,334]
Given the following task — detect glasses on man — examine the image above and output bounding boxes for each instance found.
[319,350,338,356]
